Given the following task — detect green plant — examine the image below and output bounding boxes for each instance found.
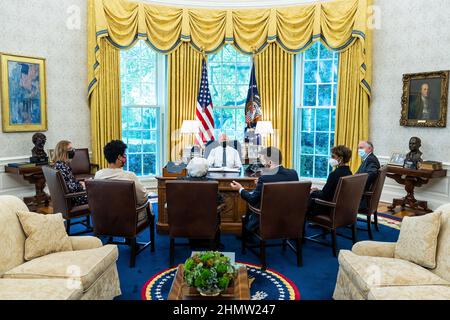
[183,251,236,293]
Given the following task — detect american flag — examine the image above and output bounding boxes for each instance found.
[245,63,262,125]
[195,59,215,144]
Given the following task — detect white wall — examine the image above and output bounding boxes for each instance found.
[371,0,450,209]
[0,0,90,196]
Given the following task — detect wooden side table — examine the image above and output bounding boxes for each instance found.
[4,165,50,211]
[386,165,447,215]
[168,264,250,300]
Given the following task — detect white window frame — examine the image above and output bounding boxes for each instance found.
[293,43,339,182]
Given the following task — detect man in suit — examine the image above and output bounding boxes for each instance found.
[230,147,299,232]
[207,133,242,168]
[356,140,381,210]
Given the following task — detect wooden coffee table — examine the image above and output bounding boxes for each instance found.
[168,264,250,300]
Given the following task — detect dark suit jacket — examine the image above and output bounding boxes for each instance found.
[356,153,380,191]
[240,166,299,208]
[313,165,353,202]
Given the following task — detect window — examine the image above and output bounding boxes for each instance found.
[120,41,165,177]
[208,45,252,142]
[295,42,339,179]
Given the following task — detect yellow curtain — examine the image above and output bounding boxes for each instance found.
[335,40,370,173]
[167,43,202,161]
[88,0,371,97]
[89,38,122,168]
[255,44,294,167]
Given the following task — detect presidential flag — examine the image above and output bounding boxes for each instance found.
[195,59,215,144]
[245,63,262,126]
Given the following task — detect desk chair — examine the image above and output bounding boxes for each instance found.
[306,174,368,257]
[85,179,155,268]
[69,148,99,181]
[42,166,91,235]
[166,181,219,266]
[358,166,388,239]
[241,181,311,270]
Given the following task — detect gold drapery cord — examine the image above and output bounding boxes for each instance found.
[255,44,294,167]
[89,38,122,168]
[167,43,202,161]
[335,40,370,173]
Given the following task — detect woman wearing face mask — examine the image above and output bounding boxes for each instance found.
[307,145,353,216]
[53,140,88,206]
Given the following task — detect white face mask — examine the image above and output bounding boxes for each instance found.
[358,148,367,158]
[328,158,339,167]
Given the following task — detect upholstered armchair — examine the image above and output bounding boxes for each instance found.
[333,204,450,300]
[0,195,121,300]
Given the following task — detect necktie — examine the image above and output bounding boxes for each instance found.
[222,147,227,167]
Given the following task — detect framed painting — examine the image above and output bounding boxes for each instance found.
[0,53,47,132]
[400,71,449,128]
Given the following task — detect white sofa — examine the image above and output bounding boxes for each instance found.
[0,195,121,300]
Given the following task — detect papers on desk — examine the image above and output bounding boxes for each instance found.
[208,167,241,173]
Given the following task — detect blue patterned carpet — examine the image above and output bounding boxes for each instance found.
[72,203,400,300]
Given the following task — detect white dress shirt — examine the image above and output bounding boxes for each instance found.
[207,145,242,168]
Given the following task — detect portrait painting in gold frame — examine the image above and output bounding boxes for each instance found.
[400,71,449,128]
[0,53,47,132]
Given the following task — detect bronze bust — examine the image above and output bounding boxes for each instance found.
[404,136,423,169]
[30,133,48,164]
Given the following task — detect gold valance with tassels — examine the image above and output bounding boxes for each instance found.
[88,0,372,97]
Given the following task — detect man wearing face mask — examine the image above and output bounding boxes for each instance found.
[207,133,242,168]
[94,140,149,208]
[356,140,380,194]
[307,145,353,216]
[230,147,298,232]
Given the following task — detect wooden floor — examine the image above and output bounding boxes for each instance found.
[37,201,417,218]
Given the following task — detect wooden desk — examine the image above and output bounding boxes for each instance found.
[386,165,447,215]
[4,165,50,211]
[156,171,258,234]
[168,264,250,300]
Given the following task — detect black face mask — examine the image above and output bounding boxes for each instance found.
[68,150,75,159]
[222,141,227,148]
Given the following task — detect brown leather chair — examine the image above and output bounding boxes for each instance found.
[306,174,368,257]
[69,148,99,181]
[241,181,312,270]
[358,166,387,239]
[85,179,155,268]
[166,181,219,266]
[42,166,91,235]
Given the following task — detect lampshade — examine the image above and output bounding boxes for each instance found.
[255,121,274,135]
[180,120,201,134]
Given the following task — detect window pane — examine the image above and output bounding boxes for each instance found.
[222,85,235,106]
[300,155,314,178]
[143,153,156,176]
[210,84,221,107]
[303,85,317,107]
[304,43,318,60]
[315,108,329,132]
[330,109,336,131]
[315,133,329,156]
[304,61,318,83]
[128,131,142,153]
[319,60,333,83]
[236,85,248,106]
[237,65,251,84]
[301,108,314,133]
[333,59,338,82]
[314,156,329,179]
[128,154,142,176]
[318,84,332,106]
[222,64,236,84]
[301,132,314,155]
[333,84,338,106]
[222,45,236,63]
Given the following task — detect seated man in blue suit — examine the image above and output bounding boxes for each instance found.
[230,147,299,232]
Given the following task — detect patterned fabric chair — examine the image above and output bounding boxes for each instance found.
[0,196,121,300]
[333,204,450,300]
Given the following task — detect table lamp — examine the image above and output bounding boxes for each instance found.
[255,121,274,147]
[180,120,201,160]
